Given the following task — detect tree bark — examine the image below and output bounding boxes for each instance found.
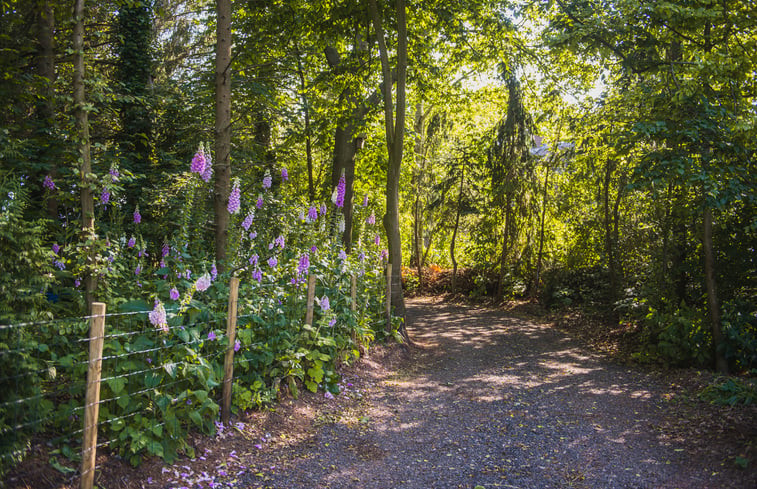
[703,207,728,373]
[73,0,96,311]
[369,0,407,322]
[36,0,57,219]
[214,0,232,272]
[413,102,425,288]
[496,194,512,299]
[603,159,618,304]
[327,46,381,252]
[450,158,465,293]
[533,165,551,299]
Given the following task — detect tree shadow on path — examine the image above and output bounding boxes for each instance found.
[235,296,755,489]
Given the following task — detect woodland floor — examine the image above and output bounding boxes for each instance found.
[7,296,757,489]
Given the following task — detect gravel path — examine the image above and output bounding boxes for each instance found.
[232,297,756,489]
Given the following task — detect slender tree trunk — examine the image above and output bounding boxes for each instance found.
[533,165,551,299]
[326,46,380,252]
[603,159,618,304]
[413,102,425,288]
[450,159,465,293]
[37,0,57,219]
[73,0,96,311]
[369,0,407,322]
[496,194,512,299]
[703,208,728,373]
[214,0,232,272]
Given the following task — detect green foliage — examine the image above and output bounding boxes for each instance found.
[541,266,611,309]
[699,374,757,407]
[0,175,56,321]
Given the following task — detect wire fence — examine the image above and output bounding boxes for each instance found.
[0,268,393,489]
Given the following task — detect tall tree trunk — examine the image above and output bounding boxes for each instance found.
[603,159,618,304]
[214,0,232,272]
[496,194,512,299]
[450,158,465,293]
[36,0,57,219]
[703,208,727,373]
[533,165,551,299]
[73,0,96,311]
[326,45,380,252]
[369,0,407,323]
[413,102,425,288]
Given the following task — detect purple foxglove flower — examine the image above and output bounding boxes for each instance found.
[227,180,241,214]
[52,243,60,254]
[319,295,330,311]
[207,331,216,341]
[275,235,285,249]
[249,231,257,240]
[135,264,142,275]
[358,252,365,262]
[74,278,81,287]
[128,237,136,248]
[252,268,262,282]
[328,318,337,327]
[267,256,277,268]
[242,212,254,231]
[133,207,141,224]
[159,259,166,268]
[210,263,218,281]
[256,195,264,208]
[310,245,317,254]
[268,242,274,250]
[195,273,212,291]
[362,195,369,206]
[149,300,168,332]
[43,175,55,190]
[191,149,206,174]
[338,250,347,260]
[367,212,376,225]
[281,167,288,181]
[307,206,318,223]
[374,234,380,246]
[262,170,272,189]
[138,248,148,258]
[320,203,327,216]
[201,153,213,182]
[109,167,120,181]
[380,249,388,260]
[184,270,191,280]
[234,339,241,352]
[335,174,346,208]
[297,253,310,276]
[170,287,180,300]
[162,243,169,258]
[53,260,65,270]
[249,254,259,266]
[100,189,110,205]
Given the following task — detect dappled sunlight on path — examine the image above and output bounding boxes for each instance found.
[233,296,755,489]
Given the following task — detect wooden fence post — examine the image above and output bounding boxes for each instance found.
[221,277,240,425]
[80,302,106,489]
[385,263,392,333]
[305,274,316,325]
